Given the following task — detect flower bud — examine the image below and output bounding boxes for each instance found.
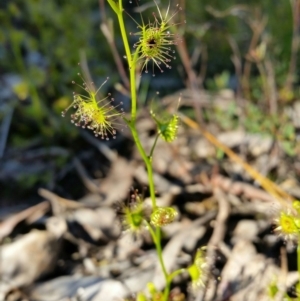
[188,248,208,289]
[150,207,177,227]
[151,111,179,142]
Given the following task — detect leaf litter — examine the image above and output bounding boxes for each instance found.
[0,90,299,301]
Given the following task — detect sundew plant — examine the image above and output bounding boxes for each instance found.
[63,0,206,300]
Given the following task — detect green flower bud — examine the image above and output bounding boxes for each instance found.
[151,112,179,142]
[123,199,145,233]
[188,248,208,289]
[150,207,178,227]
[292,200,300,214]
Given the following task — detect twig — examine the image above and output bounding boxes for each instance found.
[0,201,49,241]
[73,157,101,194]
[285,0,300,91]
[264,57,278,115]
[174,0,204,126]
[227,35,246,133]
[228,36,243,101]
[80,130,117,162]
[38,188,86,215]
[196,188,230,301]
[198,44,208,88]
[211,174,276,203]
[274,247,289,301]
[0,106,14,158]
[243,11,267,100]
[179,112,296,206]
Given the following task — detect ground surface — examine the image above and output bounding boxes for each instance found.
[1,89,300,301]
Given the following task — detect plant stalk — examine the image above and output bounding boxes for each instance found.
[107,1,173,299]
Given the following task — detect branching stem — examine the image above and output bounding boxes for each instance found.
[106,1,182,300]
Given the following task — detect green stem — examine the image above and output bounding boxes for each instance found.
[108,1,170,298]
[163,269,186,301]
[155,227,168,280]
[146,222,168,281]
[168,268,186,281]
[114,0,139,120]
[128,122,157,209]
[163,281,171,301]
[112,1,156,209]
[150,134,159,158]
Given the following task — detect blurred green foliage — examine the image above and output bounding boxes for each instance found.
[1,0,113,85]
[184,0,293,77]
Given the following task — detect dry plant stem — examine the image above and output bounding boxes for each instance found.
[174,2,203,126]
[228,36,243,101]
[264,58,278,115]
[227,35,248,134]
[197,188,230,301]
[179,112,296,207]
[285,0,300,90]
[256,61,269,107]
[176,36,203,126]
[273,247,288,301]
[211,174,278,203]
[74,157,100,193]
[198,45,208,88]
[0,201,49,242]
[243,13,267,100]
[0,106,14,158]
